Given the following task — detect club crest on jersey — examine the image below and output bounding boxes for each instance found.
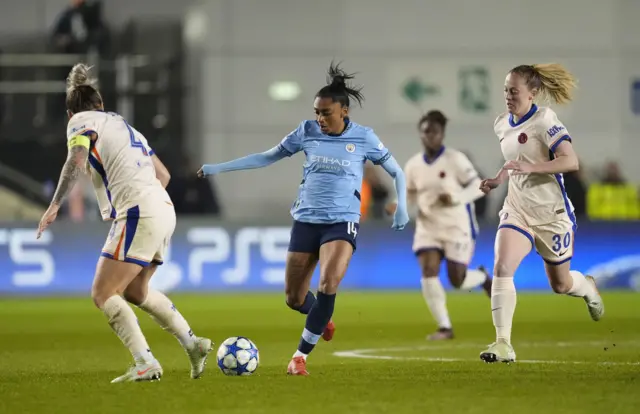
[518,133,528,144]
[345,143,356,153]
[439,171,446,178]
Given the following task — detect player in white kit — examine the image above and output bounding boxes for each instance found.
[479,64,604,363]
[36,64,212,382]
[387,110,492,340]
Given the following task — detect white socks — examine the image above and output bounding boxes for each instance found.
[421,277,452,329]
[491,277,516,344]
[293,350,308,360]
[566,270,596,299]
[460,268,488,290]
[102,295,155,365]
[138,289,197,350]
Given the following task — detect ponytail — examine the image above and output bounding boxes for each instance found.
[510,63,577,105]
[65,63,103,113]
[316,61,365,107]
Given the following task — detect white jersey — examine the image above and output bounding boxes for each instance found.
[66,110,170,220]
[494,105,575,226]
[405,147,480,240]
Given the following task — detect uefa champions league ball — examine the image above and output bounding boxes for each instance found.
[216,336,260,376]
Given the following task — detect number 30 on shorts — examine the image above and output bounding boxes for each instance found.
[552,232,571,252]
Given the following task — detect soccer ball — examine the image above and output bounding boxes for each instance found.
[216,336,260,376]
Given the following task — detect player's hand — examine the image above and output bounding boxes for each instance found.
[392,207,409,231]
[384,201,398,216]
[197,164,218,178]
[503,160,535,175]
[37,203,60,239]
[437,193,454,206]
[479,179,500,194]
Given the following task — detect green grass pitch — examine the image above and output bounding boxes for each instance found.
[1,291,638,413]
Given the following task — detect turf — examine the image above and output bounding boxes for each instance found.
[0,291,638,414]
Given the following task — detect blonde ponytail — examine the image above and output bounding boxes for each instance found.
[510,63,577,105]
[531,63,577,105]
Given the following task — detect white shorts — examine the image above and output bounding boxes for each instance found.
[412,227,475,265]
[101,202,176,267]
[498,208,576,264]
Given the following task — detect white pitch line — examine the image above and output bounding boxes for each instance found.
[333,340,640,366]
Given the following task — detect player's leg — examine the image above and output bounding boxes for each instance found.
[536,225,604,321]
[287,222,356,375]
[480,217,533,363]
[124,264,213,379]
[123,207,213,378]
[284,251,319,313]
[416,249,453,340]
[284,221,336,341]
[91,256,162,383]
[444,240,492,295]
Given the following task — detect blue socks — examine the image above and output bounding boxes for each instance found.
[297,292,336,355]
[295,291,316,315]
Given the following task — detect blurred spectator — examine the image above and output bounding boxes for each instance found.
[587,161,639,220]
[51,0,110,56]
[601,160,626,185]
[167,156,221,216]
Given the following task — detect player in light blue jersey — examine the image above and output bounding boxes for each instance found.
[199,62,409,375]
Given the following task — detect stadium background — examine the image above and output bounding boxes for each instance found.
[1,0,639,294]
[1,2,639,414]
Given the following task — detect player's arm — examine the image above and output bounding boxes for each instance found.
[37,132,92,238]
[151,154,171,188]
[51,133,92,207]
[529,140,578,174]
[198,123,304,177]
[198,145,289,177]
[451,153,485,205]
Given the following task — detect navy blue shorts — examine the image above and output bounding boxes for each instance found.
[288,221,359,254]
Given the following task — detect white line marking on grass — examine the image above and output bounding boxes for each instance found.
[333,340,640,366]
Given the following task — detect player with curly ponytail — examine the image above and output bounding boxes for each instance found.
[478,63,604,364]
[199,62,410,375]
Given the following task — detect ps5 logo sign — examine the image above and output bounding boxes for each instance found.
[187,227,290,286]
[0,228,54,287]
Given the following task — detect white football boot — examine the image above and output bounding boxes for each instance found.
[111,359,163,383]
[585,276,605,321]
[480,339,516,363]
[187,337,213,379]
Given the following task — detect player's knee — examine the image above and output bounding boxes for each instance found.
[421,266,440,278]
[318,278,340,294]
[91,287,110,309]
[448,270,466,289]
[493,261,514,279]
[123,285,146,306]
[550,280,571,294]
[285,293,305,310]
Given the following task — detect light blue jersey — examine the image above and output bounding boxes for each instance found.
[277,119,391,224]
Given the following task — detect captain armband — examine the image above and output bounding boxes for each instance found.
[67,135,91,149]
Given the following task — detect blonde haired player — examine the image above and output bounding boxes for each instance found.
[479,64,604,363]
[37,63,212,382]
[387,110,492,340]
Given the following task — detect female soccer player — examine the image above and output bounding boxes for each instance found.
[199,62,410,376]
[479,63,604,363]
[37,63,212,383]
[386,110,491,341]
